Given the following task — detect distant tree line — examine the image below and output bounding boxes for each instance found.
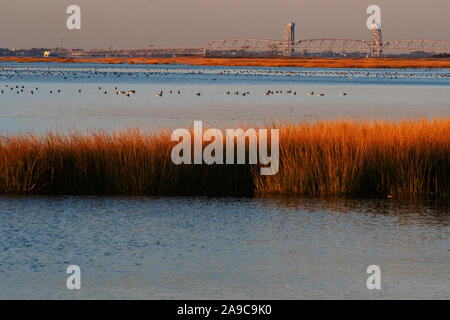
[433,53,450,58]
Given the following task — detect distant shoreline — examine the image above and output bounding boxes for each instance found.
[1,56,450,69]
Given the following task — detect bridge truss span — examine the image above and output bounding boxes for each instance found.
[206,19,450,57]
[294,39,370,53]
[207,38,373,56]
[207,39,282,52]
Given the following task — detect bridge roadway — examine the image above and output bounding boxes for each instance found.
[207,38,450,54]
[56,39,450,58]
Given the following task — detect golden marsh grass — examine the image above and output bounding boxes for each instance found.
[0,119,448,197]
[2,57,450,69]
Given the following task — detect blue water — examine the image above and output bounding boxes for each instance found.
[0,63,449,299]
[0,196,448,299]
[0,62,449,134]
[2,62,449,86]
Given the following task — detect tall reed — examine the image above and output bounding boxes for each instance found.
[0,129,253,196]
[255,119,450,197]
[0,119,448,197]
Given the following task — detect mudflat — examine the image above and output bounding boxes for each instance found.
[1,56,450,69]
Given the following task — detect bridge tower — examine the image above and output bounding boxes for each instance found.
[283,22,295,56]
[370,22,383,57]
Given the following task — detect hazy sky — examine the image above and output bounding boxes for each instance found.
[1,0,449,49]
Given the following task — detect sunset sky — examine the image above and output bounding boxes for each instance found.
[1,0,449,49]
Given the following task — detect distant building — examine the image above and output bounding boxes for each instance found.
[44,51,57,57]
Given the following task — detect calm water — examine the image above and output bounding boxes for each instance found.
[0,196,448,299]
[0,62,449,134]
[0,63,449,299]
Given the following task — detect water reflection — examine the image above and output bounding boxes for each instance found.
[263,196,449,226]
[0,195,448,299]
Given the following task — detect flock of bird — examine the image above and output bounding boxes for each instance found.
[216,68,450,80]
[0,64,448,99]
[1,65,449,82]
[0,83,348,98]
